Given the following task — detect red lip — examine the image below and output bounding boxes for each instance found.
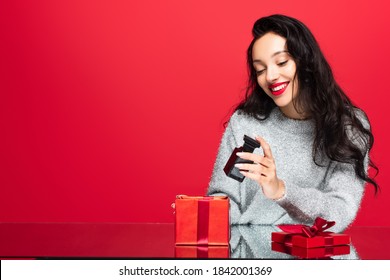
[268,81,289,89]
[268,81,289,96]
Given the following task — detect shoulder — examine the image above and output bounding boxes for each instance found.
[229,110,274,124]
[228,110,268,128]
[229,110,248,123]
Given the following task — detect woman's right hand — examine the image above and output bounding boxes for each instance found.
[235,136,285,200]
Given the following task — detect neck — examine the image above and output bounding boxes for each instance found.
[280,104,308,120]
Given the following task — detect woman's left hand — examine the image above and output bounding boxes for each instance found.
[235,136,285,200]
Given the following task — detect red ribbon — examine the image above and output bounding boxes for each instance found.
[197,246,209,258]
[278,217,335,238]
[197,197,213,245]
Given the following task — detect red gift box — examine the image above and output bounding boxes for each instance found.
[175,195,230,246]
[271,231,350,248]
[175,245,230,258]
[272,217,351,248]
[271,242,350,259]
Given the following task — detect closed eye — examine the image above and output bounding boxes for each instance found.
[278,61,288,66]
[256,69,265,76]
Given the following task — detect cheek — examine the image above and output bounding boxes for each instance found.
[292,76,299,95]
[286,64,297,79]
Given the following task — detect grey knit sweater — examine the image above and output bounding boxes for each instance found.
[207,107,368,232]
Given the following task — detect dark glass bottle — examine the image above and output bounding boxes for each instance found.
[223,135,261,182]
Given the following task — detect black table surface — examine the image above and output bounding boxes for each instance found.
[0,223,388,259]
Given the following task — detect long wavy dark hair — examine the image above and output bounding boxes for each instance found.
[236,14,379,192]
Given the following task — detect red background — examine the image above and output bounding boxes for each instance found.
[1,1,389,226]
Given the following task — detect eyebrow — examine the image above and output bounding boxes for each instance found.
[253,50,288,63]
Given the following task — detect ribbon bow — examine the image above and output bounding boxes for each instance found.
[278,217,335,238]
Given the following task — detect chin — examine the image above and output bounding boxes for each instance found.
[274,100,292,109]
[271,93,293,107]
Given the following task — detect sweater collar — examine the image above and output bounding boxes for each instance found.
[270,107,315,135]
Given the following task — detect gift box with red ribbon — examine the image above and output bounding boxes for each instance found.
[175,195,230,246]
[175,245,230,258]
[271,217,351,248]
[271,242,350,259]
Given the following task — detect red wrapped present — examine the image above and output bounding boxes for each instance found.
[271,217,351,248]
[271,242,350,259]
[175,245,230,258]
[174,195,230,246]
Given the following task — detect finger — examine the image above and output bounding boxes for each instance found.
[236,152,263,163]
[237,163,275,179]
[235,163,263,173]
[239,170,262,181]
[258,167,275,178]
[256,136,273,158]
[236,152,272,168]
[259,156,274,168]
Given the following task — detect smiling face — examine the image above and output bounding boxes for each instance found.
[252,32,303,119]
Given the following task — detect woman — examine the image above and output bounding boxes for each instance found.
[207,14,378,232]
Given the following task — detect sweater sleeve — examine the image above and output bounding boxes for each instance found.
[276,112,370,232]
[276,160,366,232]
[207,115,242,224]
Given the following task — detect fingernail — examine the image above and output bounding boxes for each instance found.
[235,164,243,168]
[236,152,243,156]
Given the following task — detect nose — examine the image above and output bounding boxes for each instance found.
[266,65,280,83]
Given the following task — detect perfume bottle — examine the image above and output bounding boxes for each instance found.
[224,135,261,182]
